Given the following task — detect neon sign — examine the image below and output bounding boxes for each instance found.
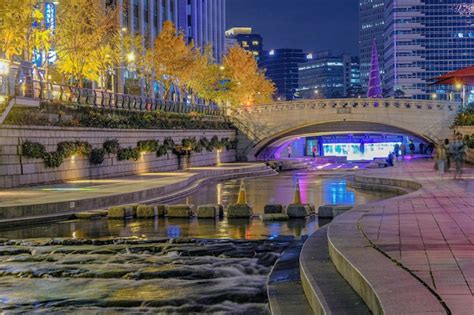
[45,3,56,32]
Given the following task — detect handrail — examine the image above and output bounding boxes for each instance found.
[18,80,224,116]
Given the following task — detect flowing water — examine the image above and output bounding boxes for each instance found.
[0,171,396,313]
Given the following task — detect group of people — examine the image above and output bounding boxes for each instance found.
[434,133,467,180]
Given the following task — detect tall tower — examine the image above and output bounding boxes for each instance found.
[359,0,385,92]
[367,39,382,98]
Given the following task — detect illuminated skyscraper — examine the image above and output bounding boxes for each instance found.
[359,0,385,92]
[108,0,226,94]
[384,1,474,99]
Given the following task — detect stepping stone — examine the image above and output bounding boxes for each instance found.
[227,204,253,218]
[264,204,285,214]
[74,210,108,220]
[108,206,133,219]
[318,204,353,219]
[167,205,194,218]
[287,204,311,218]
[261,213,289,221]
[136,205,158,218]
[154,204,168,217]
[197,204,220,218]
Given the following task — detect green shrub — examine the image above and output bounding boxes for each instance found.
[137,140,159,153]
[43,152,64,168]
[182,137,197,151]
[89,148,106,165]
[199,137,213,152]
[21,141,46,159]
[117,147,141,161]
[163,137,175,151]
[156,145,168,157]
[57,141,91,158]
[103,139,120,154]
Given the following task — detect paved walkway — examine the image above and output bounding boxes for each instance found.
[0,163,272,223]
[0,163,259,208]
[358,160,474,314]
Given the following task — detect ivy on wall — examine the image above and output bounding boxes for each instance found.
[20,137,237,168]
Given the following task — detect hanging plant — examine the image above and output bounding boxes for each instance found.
[89,148,106,165]
[117,147,141,161]
[21,141,47,159]
[43,152,64,168]
[103,139,120,154]
[137,140,159,153]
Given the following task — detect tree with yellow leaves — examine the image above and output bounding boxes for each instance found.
[149,21,195,100]
[184,45,227,105]
[0,0,51,62]
[222,45,275,107]
[54,0,117,87]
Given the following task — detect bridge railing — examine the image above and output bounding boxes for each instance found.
[238,98,460,113]
[16,80,223,116]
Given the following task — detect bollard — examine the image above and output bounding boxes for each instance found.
[292,179,302,205]
[237,180,247,204]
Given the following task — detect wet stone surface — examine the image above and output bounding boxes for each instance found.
[0,237,290,314]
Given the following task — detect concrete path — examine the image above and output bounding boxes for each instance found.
[0,163,274,223]
[356,160,474,314]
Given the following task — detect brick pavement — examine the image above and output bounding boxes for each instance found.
[358,160,474,314]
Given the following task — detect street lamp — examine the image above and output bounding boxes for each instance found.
[127,52,136,63]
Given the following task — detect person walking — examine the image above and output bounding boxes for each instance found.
[311,146,317,159]
[419,143,425,155]
[434,140,447,178]
[409,141,415,157]
[444,139,451,172]
[394,143,400,157]
[287,145,292,159]
[400,143,407,160]
[451,133,466,180]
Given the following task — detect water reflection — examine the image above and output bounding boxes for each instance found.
[0,173,395,240]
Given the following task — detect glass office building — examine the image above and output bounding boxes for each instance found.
[225,28,264,61]
[384,1,474,99]
[297,53,361,99]
[359,0,385,92]
[259,49,308,101]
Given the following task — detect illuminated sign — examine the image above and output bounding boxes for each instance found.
[45,3,56,32]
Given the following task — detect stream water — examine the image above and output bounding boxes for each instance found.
[0,171,396,314]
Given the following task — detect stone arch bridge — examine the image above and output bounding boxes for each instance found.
[230,98,460,160]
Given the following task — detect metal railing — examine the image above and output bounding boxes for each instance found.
[15,80,224,116]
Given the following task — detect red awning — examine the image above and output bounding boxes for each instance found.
[432,65,474,86]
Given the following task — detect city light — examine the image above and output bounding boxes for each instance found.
[0,60,9,75]
[127,52,136,62]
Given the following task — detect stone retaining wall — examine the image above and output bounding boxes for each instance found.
[0,125,236,188]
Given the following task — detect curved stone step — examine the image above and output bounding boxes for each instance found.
[268,239,313,315]
[300,226,370,315]
[327,207,447,314]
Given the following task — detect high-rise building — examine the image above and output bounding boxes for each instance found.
[225,27,263,60]
[297,52,361,99]
[359,0,385,92]
[259,49,308,101]
[108,0,226,94]
[384,1,474,100]
[114,0,225,61]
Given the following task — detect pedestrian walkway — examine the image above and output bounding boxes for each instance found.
[0,163,273,223]
[357,161,474,314]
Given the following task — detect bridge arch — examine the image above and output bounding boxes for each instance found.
[252,120,438,160]
[231,98,459,161]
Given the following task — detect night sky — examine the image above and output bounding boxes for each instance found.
[226,0,360,56]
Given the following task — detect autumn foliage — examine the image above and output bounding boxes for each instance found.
[0,1,275,107]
